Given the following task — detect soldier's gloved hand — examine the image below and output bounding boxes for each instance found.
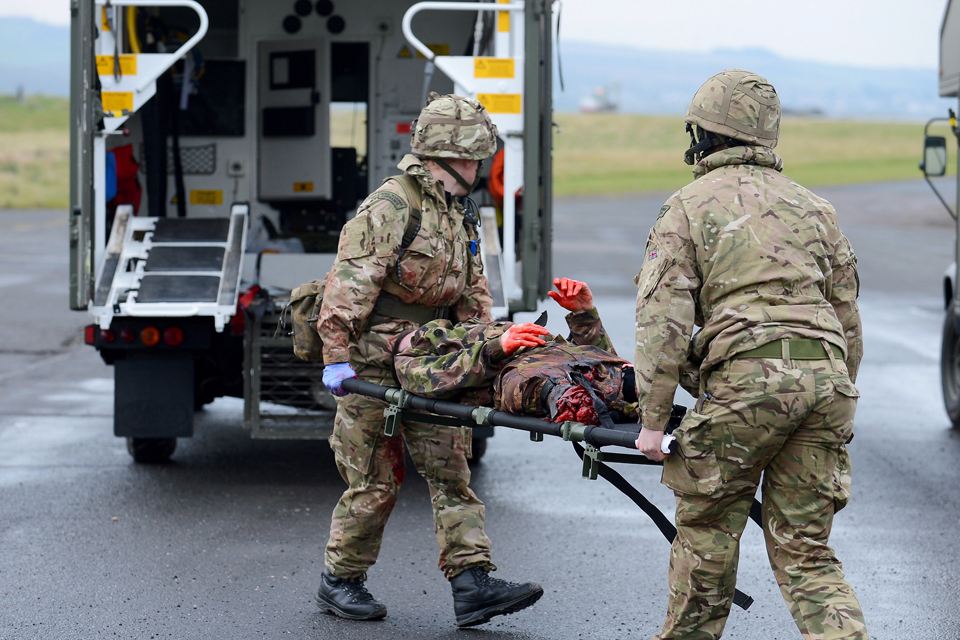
[547,278,594,312]
[323,362,358,397]
[501,323,550,355]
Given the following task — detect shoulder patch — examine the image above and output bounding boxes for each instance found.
[658,205,670,219]
[372,191,407,210]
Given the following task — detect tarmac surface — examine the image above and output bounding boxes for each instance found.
[2,178,960,639]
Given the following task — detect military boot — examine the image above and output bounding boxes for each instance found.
[449,567,543,627]
[315,571,387,620]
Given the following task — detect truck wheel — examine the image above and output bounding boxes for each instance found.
[940,307,960,428]
[126,437,177,463]
[469,436,488,465]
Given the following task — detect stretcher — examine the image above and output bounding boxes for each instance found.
[341,378,761,610]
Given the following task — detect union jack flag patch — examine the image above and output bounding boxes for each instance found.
[648,249,658,261]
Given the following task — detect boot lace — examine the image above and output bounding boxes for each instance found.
[340,579,377,604]
[475,569,520,589]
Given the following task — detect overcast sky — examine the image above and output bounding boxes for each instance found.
[0,0,949,69]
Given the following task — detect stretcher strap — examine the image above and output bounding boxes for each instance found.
[572,442,756,611]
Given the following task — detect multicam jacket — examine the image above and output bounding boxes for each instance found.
[318,154,493,367]
[634,145,862,431]
[395,308,637,419]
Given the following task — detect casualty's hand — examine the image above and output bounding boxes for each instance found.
[323,362,358,396]
[636,426,667,462]
[547,278,594,312]
[501,323,550,355]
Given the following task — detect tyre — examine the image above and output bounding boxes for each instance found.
[126,437,177,463]
[940,307,960,428]
[469,435,488,465]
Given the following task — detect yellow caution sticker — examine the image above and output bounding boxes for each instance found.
[398,45,413,59]
[189,190,223,206]
[293,182,314,193]
[101,7,111,31]
[416,43,450,59]
[477,93,521,114]
[101,91,134,116]
[474,58,514,79]
[96,55,137,76]
[498,0,510,32]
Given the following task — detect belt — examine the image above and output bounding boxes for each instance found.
[731,338,843,360]
[370,292,451,326]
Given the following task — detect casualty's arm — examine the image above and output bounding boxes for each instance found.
[395,325,509,397]
[317,198,405,365]
[634,202,700,431]
[828,233,863,382]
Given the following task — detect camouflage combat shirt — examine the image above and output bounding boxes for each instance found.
[395,308,635,418]
[634,145,862,431]
[318,155,493,366]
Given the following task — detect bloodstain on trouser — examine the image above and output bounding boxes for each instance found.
[655,356,869,640]
[324,384,494,580]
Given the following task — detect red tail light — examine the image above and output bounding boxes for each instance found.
[163,327,184,346]
[120,328,135,344]
[141,326,161,347]
[84,325,96,345]
[101,329,116,343]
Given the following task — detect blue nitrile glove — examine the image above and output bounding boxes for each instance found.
[323,362,357,397]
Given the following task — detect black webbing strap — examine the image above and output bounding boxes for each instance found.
[572,441,756,611]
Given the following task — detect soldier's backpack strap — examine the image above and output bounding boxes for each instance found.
[384,173,423,272]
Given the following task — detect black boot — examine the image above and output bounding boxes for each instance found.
[449,567,543,627]
[315,571,387,620]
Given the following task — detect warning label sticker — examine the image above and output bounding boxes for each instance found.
[477,93,521,114]
[474,58,514,79]
[189,190,223,206]
[293,182,314,193]
[101,92,134,116]
[96,55,137,76]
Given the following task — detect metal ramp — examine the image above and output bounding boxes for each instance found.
[89,204,248,331]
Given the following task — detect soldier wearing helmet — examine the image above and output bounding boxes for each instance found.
[315,92,542,626]
[633,70,869,639]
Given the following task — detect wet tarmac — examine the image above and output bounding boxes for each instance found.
[2,179,959,639]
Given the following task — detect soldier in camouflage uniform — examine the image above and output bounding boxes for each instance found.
[633,70,868,640]
[394,277,639,424]
[315,92,542,627]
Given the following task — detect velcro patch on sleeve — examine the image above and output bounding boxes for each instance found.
[658,204,670,219]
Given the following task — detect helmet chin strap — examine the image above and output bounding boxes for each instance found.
[432,158,482,195]
[683,123,725,166]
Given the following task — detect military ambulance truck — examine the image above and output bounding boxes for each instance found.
[922,0,960,427]
[69,0,555,462]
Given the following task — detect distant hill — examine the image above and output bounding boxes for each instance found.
[555,42,953,120]
[0,18,70,97]
[0,17,952,120]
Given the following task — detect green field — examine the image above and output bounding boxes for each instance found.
[0,95,949,208]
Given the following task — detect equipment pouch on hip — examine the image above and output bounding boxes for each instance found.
[661,410,721,495]
[286,277,328,362]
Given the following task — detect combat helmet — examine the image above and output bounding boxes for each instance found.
[410,92,499,161]
[683,69,780,165]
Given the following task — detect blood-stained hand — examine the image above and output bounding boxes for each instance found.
[547,278,594,313]
[501,323,550,355]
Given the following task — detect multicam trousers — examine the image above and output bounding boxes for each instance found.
[655,356,869,640]
[324,366,494,580]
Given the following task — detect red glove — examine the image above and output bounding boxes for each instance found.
[501,323,550,355]
[552,385,599,425]
[547,278,594,312]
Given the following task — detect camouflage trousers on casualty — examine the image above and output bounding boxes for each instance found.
[655,355,869,640]
[324,366,494,580]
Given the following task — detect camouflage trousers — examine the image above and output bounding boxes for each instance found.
[655,356,868,640]
[324,366,494,580]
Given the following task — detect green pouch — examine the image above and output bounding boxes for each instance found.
[284,278,327,362]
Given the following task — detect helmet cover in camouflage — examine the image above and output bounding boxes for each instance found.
[410,92,499,160]
[684,69,780,148]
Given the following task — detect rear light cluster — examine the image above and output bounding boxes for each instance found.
[85,324,186,347]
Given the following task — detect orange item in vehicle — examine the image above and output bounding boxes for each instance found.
[489,149,505,209]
